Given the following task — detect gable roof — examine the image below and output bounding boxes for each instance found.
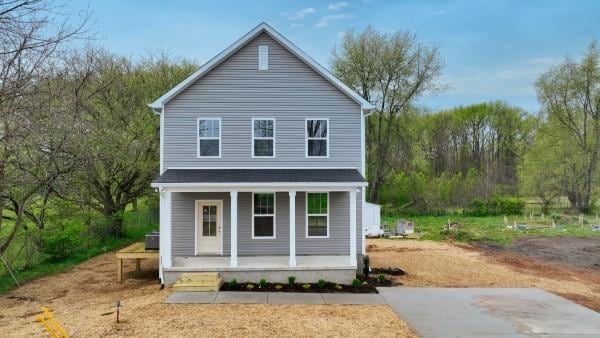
[149,22,374,111]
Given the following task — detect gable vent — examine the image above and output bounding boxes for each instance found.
[258,45,268,70]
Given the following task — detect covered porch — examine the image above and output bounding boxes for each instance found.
[152,169,366,284]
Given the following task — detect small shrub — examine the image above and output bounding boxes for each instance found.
[335,284,343,290]
[246,284,255,290]
[351,278,361,288]
[288,276,296,286]
[275,284,283,290]
[465,196,524,216]
[377,274,386,284]
[317,279,327,288]
[41,224,82,260]
[361,281,369,286]
[302,283,311,289]
[259,278,267,288]
[229,278,238,288]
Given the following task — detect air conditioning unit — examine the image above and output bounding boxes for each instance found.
[145,231,160,250]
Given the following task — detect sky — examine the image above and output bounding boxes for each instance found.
[65,0,600,113]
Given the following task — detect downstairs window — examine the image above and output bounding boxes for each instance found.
[306,192,328,237]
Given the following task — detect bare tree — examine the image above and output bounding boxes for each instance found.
[332,26,443,201]
[0,0,87,253]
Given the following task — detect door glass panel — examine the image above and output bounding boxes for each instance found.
[202,205,218,237]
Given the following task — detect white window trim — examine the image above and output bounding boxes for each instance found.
[251,118,276,158]
[305,191,329,238]
[258,45,269,71]
[305,118,330,158]
[197,117,222,158]
[252,192,277,239]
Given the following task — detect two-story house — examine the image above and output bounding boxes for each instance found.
[150,22,374,285]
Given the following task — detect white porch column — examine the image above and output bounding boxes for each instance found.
[160,189,172,270]
[349,190,357,267]
[230,191,238,267]
[288,191,296,267]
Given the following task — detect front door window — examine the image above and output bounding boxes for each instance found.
[197,201,221,254]
[202,205,217,236]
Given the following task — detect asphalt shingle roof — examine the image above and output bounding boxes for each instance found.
[153,169,365,184]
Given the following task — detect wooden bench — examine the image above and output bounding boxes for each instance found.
[115,242,159,282]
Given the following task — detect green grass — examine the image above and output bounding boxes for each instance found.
[0,208,158,294]
[383,214,600,245]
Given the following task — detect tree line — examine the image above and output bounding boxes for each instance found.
[333,27,600,215]
[1,1,599,272]
[0,1,197,260]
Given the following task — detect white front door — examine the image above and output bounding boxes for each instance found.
[196,200,222,254]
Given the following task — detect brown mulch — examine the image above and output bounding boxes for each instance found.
[220,276,393,293]
[367,238,600,312]
[0,251,417,337]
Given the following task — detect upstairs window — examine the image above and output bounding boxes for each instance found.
[306,119,328,157]
[306,192,328,238]
[258,45,268,70]
[252,118,275,157]
[197,118,221,157]
[253,193,275,238]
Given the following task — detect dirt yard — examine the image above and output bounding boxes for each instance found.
[0,252,415,337]
[501,237,600,269]
[368,238,600,311]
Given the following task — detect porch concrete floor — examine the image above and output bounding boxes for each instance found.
[170,255,352,271]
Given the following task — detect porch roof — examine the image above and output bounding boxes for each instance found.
[152,169,366,186]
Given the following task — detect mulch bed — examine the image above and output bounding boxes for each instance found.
[220,275,393,293]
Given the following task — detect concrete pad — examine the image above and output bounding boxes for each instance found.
[322,293,385,305]
[268,292,324,304]
[214,291,267,304]
[378,287,600,338]
[164,292,217,304]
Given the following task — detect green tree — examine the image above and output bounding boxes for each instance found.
[332,26,443,202]
[519,121,570,214]
[56,50,196,236]
[535,42,600,212]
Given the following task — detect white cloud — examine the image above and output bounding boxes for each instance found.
[430,9,447,16]
[440,57,563,97]
[290,23,304,28]
[316,13,354,27]
[328,2,348,10]
[288,7,317,20]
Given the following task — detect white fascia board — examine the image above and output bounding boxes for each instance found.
[148,22,374,111]
[151,182,367,192]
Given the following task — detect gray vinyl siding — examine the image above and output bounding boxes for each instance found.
[170,191,362,257]
[237,192,290,255]
[171,192,231,256]
[163,32,362,169]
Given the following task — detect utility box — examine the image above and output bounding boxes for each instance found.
[145,231,160,250]
[396,220,414,235]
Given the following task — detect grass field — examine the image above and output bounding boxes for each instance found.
[0,207,158,294]
[382,214,600,245]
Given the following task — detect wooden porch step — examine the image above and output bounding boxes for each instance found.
[173,272,222,292]
[179,272,220,282]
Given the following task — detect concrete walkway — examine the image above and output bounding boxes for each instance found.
[378,287,600,338]
[165,291,385,305]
